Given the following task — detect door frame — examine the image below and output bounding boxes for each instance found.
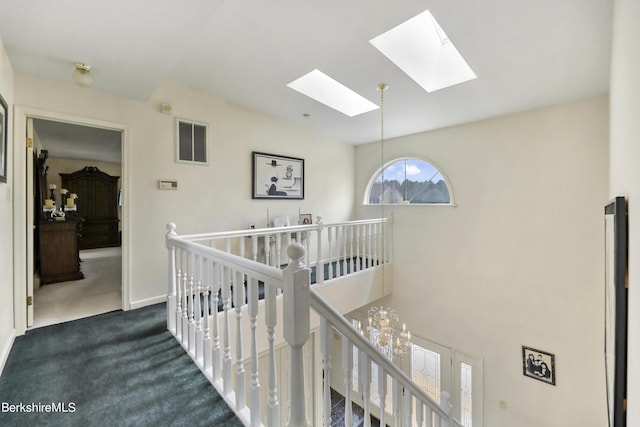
[13,106,130,335]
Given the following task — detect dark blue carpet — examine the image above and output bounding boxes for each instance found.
[0,303,242,427]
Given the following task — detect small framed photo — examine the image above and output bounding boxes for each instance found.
[252,151,304,200]
[522,346,556,385]
[299,213,312,225]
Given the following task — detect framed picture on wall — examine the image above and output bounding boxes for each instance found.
[522,346,556,385]
[0,93,8,183]
[604,196,628,427]
[252,151,304,200]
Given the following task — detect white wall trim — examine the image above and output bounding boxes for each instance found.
[0,329,16,376]
[12,106,131,335]
[130,294,167,310]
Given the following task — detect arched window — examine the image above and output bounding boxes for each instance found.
[365,158,453,205]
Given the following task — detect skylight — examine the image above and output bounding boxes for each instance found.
[286,69,379,117]
[370,10,476,93]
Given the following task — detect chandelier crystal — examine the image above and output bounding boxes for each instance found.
[365,305,411,360]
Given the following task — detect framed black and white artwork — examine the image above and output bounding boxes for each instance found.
[252,151,304,200]
[522,346,555,385]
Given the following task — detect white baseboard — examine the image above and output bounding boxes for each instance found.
[0,329,16,376]
[129,294,167,310]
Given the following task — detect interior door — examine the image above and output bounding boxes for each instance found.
[26,117,34,327]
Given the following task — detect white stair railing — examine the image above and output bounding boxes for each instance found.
[166,220,459,427]
[175,216,390,284]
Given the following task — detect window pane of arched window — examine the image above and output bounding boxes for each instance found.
[367,159,452,204]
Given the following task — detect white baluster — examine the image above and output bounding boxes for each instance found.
[265,284,280,427]
[202,259,213,373]
[349,225,354,273]
[211,262,222,382]
[404,389,412,427]
[248,276,261,427]
[181,250,189,343]
[222,266,232,394]
[166,223,177,333]
[378,366,387,427]
[265,234,271,266]
[195,255,204,362]
[175,248,184,340]
[234,270,246,410]
[360,224,366,270]
[315,216,324,285]
[373,223,379,267]
[416,400,424,427]
[320,318,331,427]
[392,378,401,427]
[426,405,434,427]
[283,243,311,427]
[188,253,196,355]
[355,225,361,272]
[327,226,335,279]
[359,350,371,427]
[342,338,353,427]
[276,233,282,267]
[341,226,347,276]
[252,235,258,262]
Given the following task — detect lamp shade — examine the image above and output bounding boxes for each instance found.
[72,62,93,88]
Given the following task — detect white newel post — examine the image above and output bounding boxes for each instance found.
[166,223,177,333]
[283,243,311,427]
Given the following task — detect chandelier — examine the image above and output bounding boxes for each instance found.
[360,83,411,361]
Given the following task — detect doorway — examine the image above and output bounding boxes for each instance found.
[31,118,123,327]
[12,106,129,334]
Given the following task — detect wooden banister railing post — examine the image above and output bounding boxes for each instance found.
[166,223,177,333]
[283,243,311,427]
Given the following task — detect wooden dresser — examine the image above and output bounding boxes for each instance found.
[39,219,84,284]
[60,166,120,249]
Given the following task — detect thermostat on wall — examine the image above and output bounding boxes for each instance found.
[158,179,178,190]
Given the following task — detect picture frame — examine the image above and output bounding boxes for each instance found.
[0,93,8,183]
[522,346,556,385]
[252,151,304,200]
[299,213,312,225]
[604,196,628,427]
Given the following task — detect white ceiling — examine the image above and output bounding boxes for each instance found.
[0,0,612,151]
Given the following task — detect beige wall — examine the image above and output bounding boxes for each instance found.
[355,96,609,427]
[0,39,14,370]
[610,0,640,424]
[14,75,356,307]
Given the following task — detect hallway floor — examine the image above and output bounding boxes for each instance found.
[32,246,122,328]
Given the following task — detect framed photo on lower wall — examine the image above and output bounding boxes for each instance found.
[522,346,556,385]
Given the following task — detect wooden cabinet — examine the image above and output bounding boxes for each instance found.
[60,166,120,249]
[39,219,84,284]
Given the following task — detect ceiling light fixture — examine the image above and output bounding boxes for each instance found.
[358,83,411,361]
[72,62,93,88]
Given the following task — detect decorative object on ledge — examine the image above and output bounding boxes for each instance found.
[252,151,304,200]
[0,92,7,183]
[299,213,312,225]
[604,196,628,427]
[522,346,555,385]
